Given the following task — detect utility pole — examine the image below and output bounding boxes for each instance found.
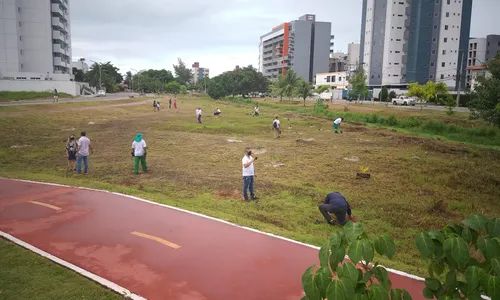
[456,50,465,108]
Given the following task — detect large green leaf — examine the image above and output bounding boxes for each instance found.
[422,287,434,299]
[462,226,473,243]
[445,270,457,289]
[330,232,343,248]
[348,239,363,264]
[302,265,321,300]
[354,294,369,300]
[425,277,441,291]
[487,276,500,299]
[492,258,500,276]
[374,266,390,284]
[390,289,403,300]
[325,278,354,300]
[361,239,374,264]
[402,289,412,300]
[462,215,487,233]
[344,222,365,242]
[416,232,435,259]
[428,230,445,244]
[478,237,500,261]
[488,218,500,238]
[374,235,396,259]
[465,266,484,290]
[314,266,332,299]
[429,261,445,277]
[329,245,346,270]
[300,296,308,300]
[336,262,358,286]
[319,243,330,267]
[445,237,470,268]
[369,284,390,300]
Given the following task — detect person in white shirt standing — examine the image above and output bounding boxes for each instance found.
[76,131,92,174]
[131,133,147,175]
[196,108,202,124]
[333,117,344,134]
[272,116,281,138]
[242,149,258,201]
[254,105,260,117]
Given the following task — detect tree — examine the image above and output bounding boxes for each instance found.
[469,52,500,127]
[131,69,175,93]
[180,85,187,94]
[165,81,181,94]
[315,85,330,94]
[407,82,426,109]
[207,78,226,99]
[205,66,270,100]
[84,62,123,92]
[296,79,314,107]
[415,214,500,300]
[173,58,192,85]
[271,77,286,101]
[301,222,412,300]
[282,70,299,100]
[389,91,397,101]
[349,68,368,101]
[124,71,132,87]
[72,67,85,82]
[380,86,389,102]
[423,81,448,103]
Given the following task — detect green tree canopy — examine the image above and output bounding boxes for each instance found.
[296,78,314,106]
[84,62,123,92]
[349,68,368,100]
[206,65,270,100]
[380,86,389,102]
[173,58,192,85]
[469,52,500,127]
[72,67,85,82]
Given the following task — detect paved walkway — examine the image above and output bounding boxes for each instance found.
[0,179,426,300]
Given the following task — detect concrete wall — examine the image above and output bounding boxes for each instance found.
[347,43,360,66]
[291,21,312,82]
[315,71,349,89]
[312,21,331,81]
[0,80,95,96]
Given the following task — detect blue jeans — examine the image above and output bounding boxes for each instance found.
[76,155,88,174]
[243,176,255,201]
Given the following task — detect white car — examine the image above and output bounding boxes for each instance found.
[97,89,106,97]
[393,96,416,106]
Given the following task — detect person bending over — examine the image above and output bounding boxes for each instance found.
[318,192,355,225]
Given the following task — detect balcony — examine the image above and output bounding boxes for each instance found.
[51,4,65,17]
[53,57,68,68]
[52,30,68,43]
[52,17,69,32]
[52,0,68,9]
[53,44,67,55]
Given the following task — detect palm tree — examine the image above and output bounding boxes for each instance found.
[282,70,299,100]
[271,77,286,101]
[296,79,314,107]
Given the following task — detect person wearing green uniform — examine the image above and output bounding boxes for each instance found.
[131,133,148,174]
[333,117,344,133]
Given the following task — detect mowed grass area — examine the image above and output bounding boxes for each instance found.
[0,95,499,278]
[0,91,73,102]
[0,238,123,300]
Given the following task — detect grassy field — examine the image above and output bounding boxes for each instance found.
[0,95,499,279]
[0,238,122,300]
[0,91,73,102]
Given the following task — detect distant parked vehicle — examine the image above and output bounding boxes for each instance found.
[393,96,416,106]
[97,90,106,97]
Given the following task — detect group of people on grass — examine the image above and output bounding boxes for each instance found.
[154,98,177,112]
[64,101,349,225]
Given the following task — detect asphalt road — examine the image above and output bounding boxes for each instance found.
[0,92,149,107]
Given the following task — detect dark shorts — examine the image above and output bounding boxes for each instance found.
[68,151,77,160]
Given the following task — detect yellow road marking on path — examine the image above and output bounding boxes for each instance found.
[28,201,62,211]
[130,231,181,249]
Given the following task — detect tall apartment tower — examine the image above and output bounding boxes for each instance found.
[259,14,331,82]
[466,35,500,89]
[0,0,72,80]
[359,0,472,90]
[191,62,209,84]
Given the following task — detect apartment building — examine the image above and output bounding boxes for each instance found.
[329,52,348,72]
[72,58,89,73]
[258,14,331,83]
[0,0,72,79]
[359,0,472,90]
[466,35,500,89]
[347,42,361,70]
[315,71,350,90]
[191,62,209,84]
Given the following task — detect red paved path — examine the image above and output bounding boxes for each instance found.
[0,179,426,300]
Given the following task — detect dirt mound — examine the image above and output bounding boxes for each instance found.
[344,156,360,162]
[295,138,314,144]
[347,126,367,132]
[422,141,468,154]
[215,189,241,200]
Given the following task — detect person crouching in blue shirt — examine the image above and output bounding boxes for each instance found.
[318,192,355,225]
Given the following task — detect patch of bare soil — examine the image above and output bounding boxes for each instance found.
[346,125,367,132]
[215,189,241,200]
[252,148,267,155]
[227,138,243,143]
[264,162,285,168]
[344,156,360,162]
[422,141,469,154]
[295,138,315,145]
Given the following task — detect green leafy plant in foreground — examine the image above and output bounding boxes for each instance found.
[416,215,500,299]
[301,221,412,300]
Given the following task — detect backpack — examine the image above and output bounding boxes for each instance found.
[273,121,278,128]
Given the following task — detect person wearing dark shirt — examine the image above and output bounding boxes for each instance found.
[318,192,355,225]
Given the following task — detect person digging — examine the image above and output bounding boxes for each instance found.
[333,117,344,134]
[317,192,356,226]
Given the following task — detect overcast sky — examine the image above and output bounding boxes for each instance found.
[70,0,500,77]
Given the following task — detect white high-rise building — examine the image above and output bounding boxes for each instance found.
[0,0,73,81]
[347,42,360,70]
[359,0,473,90]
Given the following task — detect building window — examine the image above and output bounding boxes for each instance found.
[432,50,436,54]
[434,25,438,29]
[443,50,446,54]
[20,64,24,69]
[447,0,450,4]
[444,38,448,43]
[441,74,445,79]
[326,76,331,83]
[20,50,23,55]
[430,75,434,79]
[19,36,22,41]
[17,7,20,12]
[442,62,446,67]
[445,25,449,30]
[431,62,435,66]
[18,21,22,27]
[433,38,437,42]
